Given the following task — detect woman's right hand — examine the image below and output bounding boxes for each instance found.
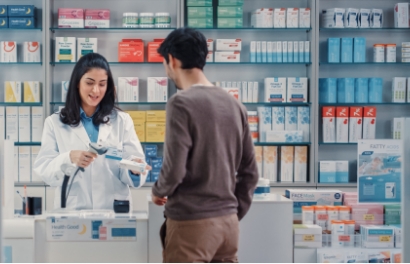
[70,150,98,168]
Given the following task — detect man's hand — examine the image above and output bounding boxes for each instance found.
[152,194,167,206]
[131,158,152,175]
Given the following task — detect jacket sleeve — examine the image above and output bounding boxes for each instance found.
[235,114,259,221]
[118,114,147,188]
[152,96,192,198]
[33,117,72,187]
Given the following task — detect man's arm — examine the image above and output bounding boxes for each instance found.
[235,119,259,220]
[152,97,192,198]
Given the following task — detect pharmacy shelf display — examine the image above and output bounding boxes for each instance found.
[316,0,410,187]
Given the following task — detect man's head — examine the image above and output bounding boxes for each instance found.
[157,28,208,89]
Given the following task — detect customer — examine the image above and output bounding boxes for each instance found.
[151,28,259,263]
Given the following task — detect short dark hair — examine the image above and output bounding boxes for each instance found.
[60,53,118,127]
[157,27,208,70]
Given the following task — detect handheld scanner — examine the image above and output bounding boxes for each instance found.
[88,142,108,155]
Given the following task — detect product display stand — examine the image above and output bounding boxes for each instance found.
[402,119,410,263]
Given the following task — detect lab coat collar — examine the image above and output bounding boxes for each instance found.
[71,122,91,147]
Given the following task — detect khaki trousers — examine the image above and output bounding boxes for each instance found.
[160,214,239,263]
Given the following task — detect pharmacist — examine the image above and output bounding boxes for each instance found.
[33,53,151,210]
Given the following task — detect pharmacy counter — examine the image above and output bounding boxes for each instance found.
[148,194,293,263]
[3,212,148,263]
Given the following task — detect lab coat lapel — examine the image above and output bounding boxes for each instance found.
[71,122,90,147]
[98,120,112,143]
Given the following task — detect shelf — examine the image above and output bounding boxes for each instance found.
[50,27,176,32]
[319,142,357,146]
[320,62,410,65]
[320,27,410,32]
[0,62,42,65]
[320,103,410,106]
[0,28,42,31]
[255,142,311,146]
[14,142,41,146]
[244,102,310,106]
[50,102,166,105]
[50,62,162,65]
[317,183,357,188]
[208,62,311,65]
[270,182,315,187]
[15,182,47,187]
[0,102,42,106]
[194,27,311,32]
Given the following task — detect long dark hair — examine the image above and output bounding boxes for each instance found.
[60,53,117,126]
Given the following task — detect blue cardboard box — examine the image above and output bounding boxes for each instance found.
[369,78,383,103]
[337,78,355,103]
[151,170,160,182]
[0,5,7,16]
[319,78,337,103]
[150,157,163,170]
[8,5,35,17]
[341,38,353,63]
[0,17,8,28]
[9,17,35,28]
[353,37,366,63]
[328,38,341,63]
[144,145,157,158]
[355,78,369,103]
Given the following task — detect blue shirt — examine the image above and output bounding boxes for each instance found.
[80,108,99,143]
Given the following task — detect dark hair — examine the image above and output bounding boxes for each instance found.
[157,27,208,70]
[60,53,117,127]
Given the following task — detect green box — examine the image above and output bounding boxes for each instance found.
[217,17,243,28]
[188,18,213,28]
[188,7,213,18]
[218,0,244,6]
[217,6,243,18]
[187,0,213,7]
[384,204,401,225]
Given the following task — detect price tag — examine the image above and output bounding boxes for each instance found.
[303,235,315,241]
[317,214,328,220]
[379,236,391,242]
[339,235,351,242]
[363,214,375,221]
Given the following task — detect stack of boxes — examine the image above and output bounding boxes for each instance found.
[402,42,410,63]
[323,8,383,29]
[217,0,243,28]
[214,38,242,63]
[58,8,110,28]
[127,110,166,143]
[55,37,98,63]
[144,145,163,182]
[250,40,311,63]
[4,81,42,103]
[117,38,164,63]
[264,77,308,103]
[319,160,349,183]
[328,37,366,63]
[187,0,213,28]
[215,80,258,102]
[0,5,36,29]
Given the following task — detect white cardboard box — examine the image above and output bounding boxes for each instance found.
[294,146,308,182]
[299,8,311,28]
[241,81,248,103]
[263,146,278,181]
[285,107,298,131]
[23,81,41,103]
[287,77,308,103]
[147,77,168,102]
[118,77,139,102]
[18,146,31,182]
[297,107,310,142]
[14,146,19,182]
[358,9,371,28]
[216,39,242,51]
[392,77,406,103]
[394,3,409,28]
[264,77,286,103]
[77,38,98,61]
[247,82,253,103]
[0,41,17,62]
[322,107,336,142]
[257,107,272,142]
[281,146,294,182]
[31,107,43,142]
[286,8,299,28]
[31,146,42,182]
[252,82,258,103]
[23,42,41,62]
[254,146,263,178]
[207,39,214,51]
[4,81,22,103]
[274,8,286,28]
[55,37,76,62]
[336,107,349,143]
[272,107,285,131]
[362,107,376,139]
[345,8,359,28]
[348,107,363,143]
[214,51,241,63]
[294,224,322,248]
[18,107,30,142]
[6,107,18,141]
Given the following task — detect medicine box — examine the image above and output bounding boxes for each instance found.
[31,107,43,142]
[118,39,144,62]
[392,77,406,103]
[147,77,168,102]
[147,39,164,62]
[341,38,353,63]
[217,6,243,18]
[287,77,308,103]
[58,8,84,28]
[18,107,30,142]
[328,38,340,63]
[286,8,299,28]
[345,8,358,28]
[336,161,349,183]
[348,107,363,143]
[144,145,157,158]
[361,225,395,248]
[0,17,8,28]
[304,41,310,62]
[150,157,163,170]
[134,122,145,142]
[271,107,285,131]
[187,0,212,6]
[0,5,7,17]
[8,17,35,28]
[1,41,17,62]
[8,5,35,17]
[151,171,160,182]
[77,38,98,60]
[394,3,409,28]
[262,146,278,181]
[280,146,294,182]
[18,146,31,182]
[370,9,383,28]
[118,77,139,102]
[217,18,243,28]
[285,107,298,131]
[355,78,369,103]
[216,39,242,51]
[358,9,370,28]
[322,8,345,28]
[336,107,349,143]
[369,78,383,103]
[294,146,308,182]
[84,9,110,28]
[265,131,303,143]
[146,111,166,122]
[322,106,336,142]
[319,78,337,103]
[23,42,40,62]
[6,107,19,141]
[188,7,213,18]
[218,0,244,6]
[297,107,310,142]
[257,107,272,142]
[214,51,240,62]
[319,161,336,183]
[285,189,343,213]
[384,204,401,225]
[145,123,166,142]
[362,106,376,139]
[55,37,76,62]
[353,37,366,63]
[187,18,213,28]
[274,8,286,28]
[294,225,322,248]
[337,78,355,103]
[299,8,311,28]
[4,81,22,103]
[23,81,41,103]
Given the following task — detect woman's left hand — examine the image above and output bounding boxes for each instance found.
[131,158,152,175]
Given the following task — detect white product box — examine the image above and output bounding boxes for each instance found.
[392,77,406,102]
[214,51,240,63]
[394,3,409,28]
[216,39,242,51]
[256,41,261,62]
[227,82,232,88]
[206,51,213,63]
[286,189,343,210]
[263,146,278,181]
[23,81,41,103]
[223,87,240,100]
[247,82,253,103]
[370,9,383,28]
[14,146,18,182]
[61,81,69,102]
[84,9,110,28]
[118,77,139,102]
[323,8,345,28]
[254,146,263,177]
[31,107,43,142]
[304,41,310,62]
[55,37,76,62]
[241,81,248,103]
[31,146,41,182]
[299,8,311,28]
[358,9,370,28]
[23,42,41,62]
[345,8,359,28]
[294,225,322,248]
[287,77,308,103]
[282,41,288,63]
[294,146,307,182]
[0,41,17,62]
[320,161,336,183]
[18,146,31,182]
[287,8,299,28]
[322,107,336,143]
[363,107,376,139]
[297,107,310,142]
[285,107,298,131]
[318,252,345,263]
[251,8,274,28]
[361,225,395,248]
[147,77,168,102]
[253,82,258,103]
[4,81,22,103]
[261,41,267,63]
[236,82,242,101]
[393,117,405,139]
[336,107,349,143]
[294,41,299,62]
[281,146,294,182]
[266,41,273,63]
[0,106,4,141]
[265,130,303,143]
[277,41,283,63]
[6,107,18,141]
[257,107,272,142]
[274,8,286,28]
[207,39,214,51]
[272,107,285,131]
[299,41,304,62]
[393,226,402,248]
[77,38,98,60]
[58,8,84,28]
[221,81,226,88]
[250,41,256,63]
[349,107,363,143]
[336,161,349,183]
[408,78,410,102]
[18,107,30,142]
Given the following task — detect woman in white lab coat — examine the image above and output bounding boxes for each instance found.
[33,53,150,210]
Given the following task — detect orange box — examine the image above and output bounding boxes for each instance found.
[134,122,145,142]
[118,39,144,62]
[148,39,165,62]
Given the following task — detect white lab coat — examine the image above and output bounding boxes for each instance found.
[33,110,147,210]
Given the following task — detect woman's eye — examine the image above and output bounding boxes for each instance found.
[86,82,93,86]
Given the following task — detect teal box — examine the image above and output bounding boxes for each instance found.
[354,37,366,63]
[0,5,7,17]
[337,78,355,103]
[187,0,213,6]
[0,17,8,28]
[217,6,243,18]
[355,78,369,103]
[188,18,213,28]
[188,7,213,18]
[319,78,337,103]
[319,161,336,183]
[328,38,341,63]
[385,205,401,225]
[8,5,35,17]
[217,17,243,28]
[218,0,244,6]
[8,17,35,28]
[341,38,353,63]
[369,78,383,103]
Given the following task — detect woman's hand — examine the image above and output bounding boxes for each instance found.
[70,150,98,168]
[131,158,152,175]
